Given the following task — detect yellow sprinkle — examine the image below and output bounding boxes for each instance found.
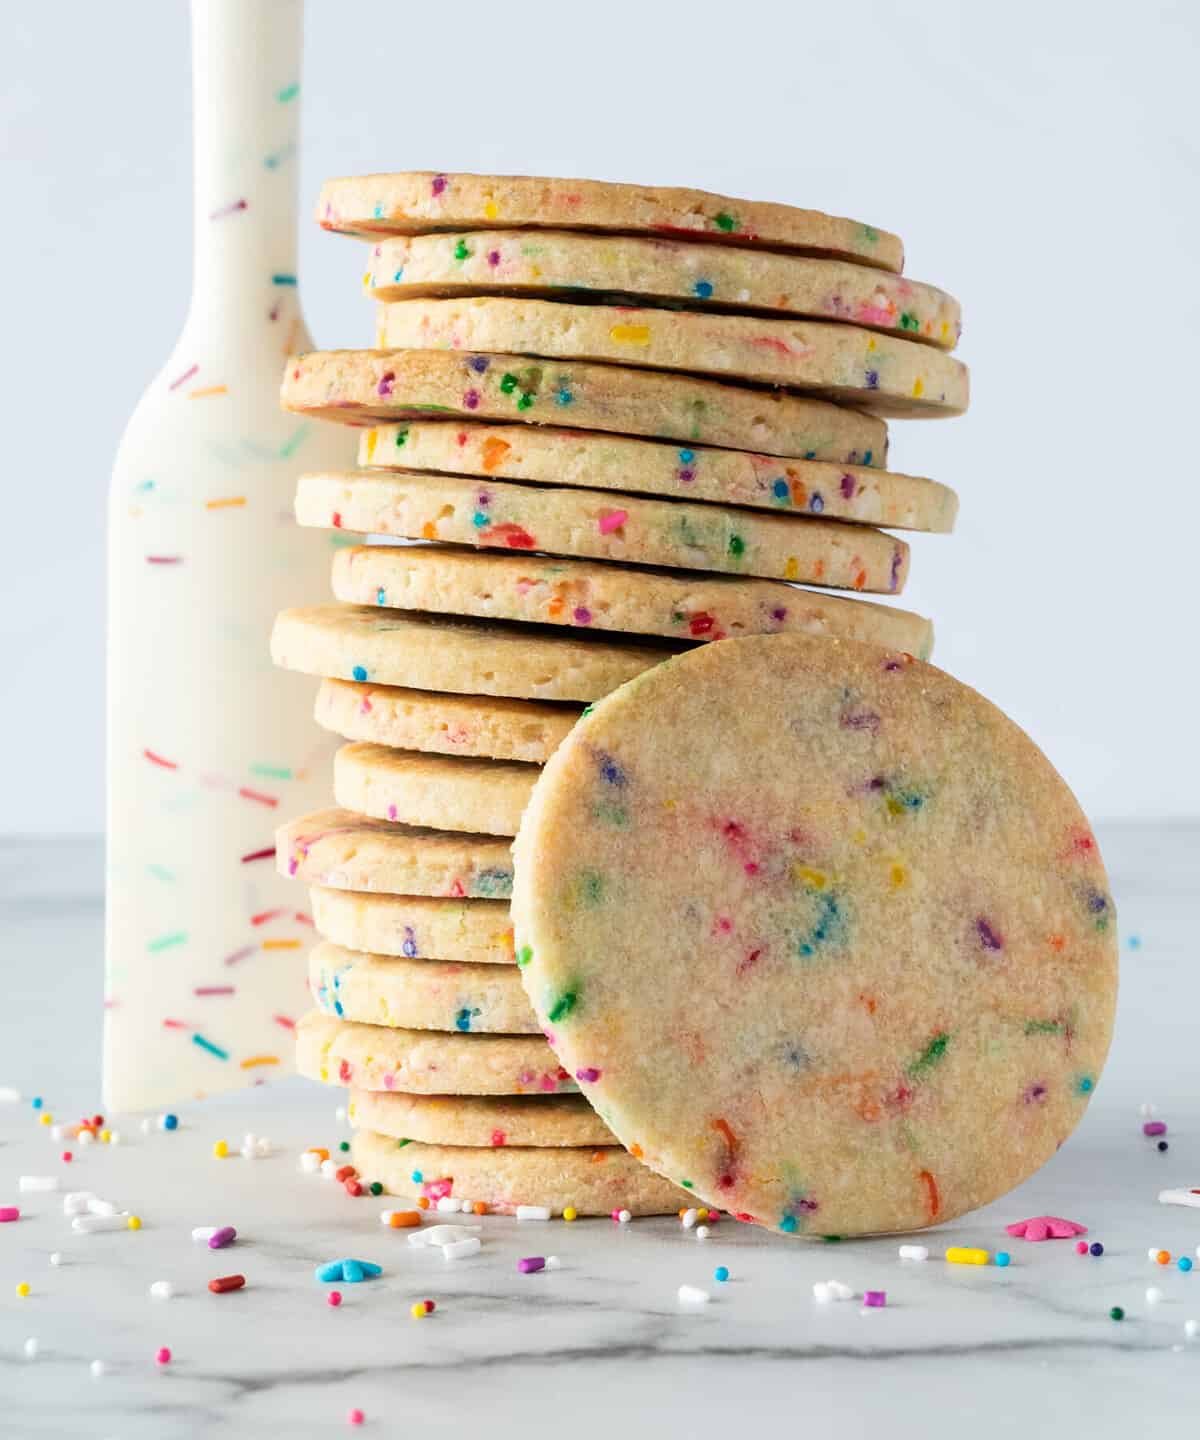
[889,863,908,889]
[188,384,228,400]
[609,323,651,346]
[563,1206,578,1222]
[213,1140,229,1159]
[240,1055,279,1069]
[912,376,925,399]
[940,321,950,340]
[483,200,498,220]
[16,1282,30,1298]
[867,337,877,352]
[410,1301,427,1319]
[792,864,827,890]
[362,270,372,290]
[945,1246,989,1266]
[662,797,677,811]
[206,496,246,510]
[38,1113,52,1126]
[885,794,906,817]
[364,430,378,464]
[262,938,301,951]
[852,828,867,845]
[784,558,800,581]
[696,1209,709,1221]
[100,1129,111,1143]
[127,1215,142,1231]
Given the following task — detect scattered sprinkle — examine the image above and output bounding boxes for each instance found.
[945,1247,989,1266]
[678,1284,710,1305]
[714,1266,730,1283]
[208,1274,245,1294]
[1109,1306,1124,1321]
[898,1244,929,1261]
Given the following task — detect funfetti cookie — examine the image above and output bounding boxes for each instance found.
[347,1087,614,1148]
[376,298,968,416]
[309,941,538,1034]
[277,808,514,899]
[333,546,934,656]
[365,231,960,348]
[512,635,1118,1238]
[352,1130,687,1217]
[310,885,514,964]
[272,604,681,703]
[296,1010,574,1095]
[359,423,955,532]
[317,171,905,272]
[297,473,910,594]
[281,350,888,465]
[334,743,537,838]
[314,678,582,764]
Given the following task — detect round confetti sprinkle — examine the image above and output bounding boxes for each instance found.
[23,1337,38,1359]
[1147,1286,1164,1304]
[369,1182,383,1197]
[155,1347,171,1366]
[90,1359,106,1379]
[48,1253,62,1267]
[1181,1257,1194,1273]
[328,1291,343,1308]
[163,1114,179,1131]
[1109,1306,1125,1321]
[349,1409,365,1427]
[1075,1241,1089,1255]
[994,1252,1011,1268]
[1158,1141,1170,1152]
[1158,1250,1171,1265]
[127,1216,143,1231]
[61,1151,72,1164]
[1090,1242,1104,1257]
[714,1266,730,1282]
[563,1206,578,1222]
[212,1141,229,1159]
[16,1282,30,1298]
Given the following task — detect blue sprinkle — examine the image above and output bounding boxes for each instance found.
[678,449,695,463]
[597,751,627,787]
[342,1260,365,1283]
[333,1000,343,1016]
[472,511,489,528]
[1090,1242,1104,1257]
[315,1261,344,1282]
[809,493,825,513]
[693,280,714,299]
[469,355,490,374]
[556,388,573,405]
[401,927,418,958]
[803,450,817,460]
[162,1114,178,1131]
[31,1097,42,1110]
[393,268,404,282]
[714,1266,730,1282]
[376,588,387,606]
[411,1170,423,1184]
[779,1215,798,1234]
[994,1251,1011,1267]
[865,369,880,389]
[1126,935,1142,950]
[1180,1256,1194,1272]
[352,665,368,682]
[1077,1075,1095,1095]
[862,450,873,466]
[455,1008,473,1032]
[772,478,789,500]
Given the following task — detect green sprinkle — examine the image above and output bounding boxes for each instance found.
[396,1138,412,1149]
[516,392,534,411]
[822,1235,844,1243]
[500,373,519,394]
[277,82,300,103]
[591,801,630,828]
[899,311,919,331]
[453,239,471,261]
[148,931,187,953]
[580,703,594,717]
[713,212,737,232]
[1109,1306,1124,1321]
[547,990,578,1024]
[681,1180,695,1189]
[278,422,311,459]
[250,763,293,780]
[577,870,605,905]
[369,1182,383,1196]
[516,945,533,968]
[146,864,175,883]
[1024,1019,1065,1036]
[861,225,880,245]
[728,534,745,557]
[907,1031,950,1079]
[395,429,408,447]
[339,1140,350,1152]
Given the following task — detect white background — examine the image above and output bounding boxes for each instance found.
[2,0,1196,833]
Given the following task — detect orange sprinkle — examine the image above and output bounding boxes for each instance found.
[472,1201,488,1215]
[416,1196,431,1210]
[711,1117,739,1155]
[589,1151,607,1163]
[206,496,246,509]
[630,1143,643,1160]
[919,1168,941,1221]
[387,1210,422,1228]
[480,436,511,472]
[262,938,301,951]
[1157,1250,1171,1265]
[308,1148,330,1162]
[853,568,867,590]
[188,384,228,400]
[239,1055,279,1069]
[1048,933,1067,951]
[421,521,437,540]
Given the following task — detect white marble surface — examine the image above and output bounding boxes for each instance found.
[1,823,1197,1438]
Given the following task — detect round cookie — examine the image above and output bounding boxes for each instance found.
[376,298,968,417]
[512,635,1118,1238]
[297,473,910,594]
[277,807,514,899]
[317,171,904,272]
[282,350,888,466]
[334,743,537,838]
[366,231,959,347]
[310,886,514,964]
[334,546,933,656]
[315,677,581,763]
[296,1010,574,1095]
[272,604,680,702]
[360,423,955,532]
[352,1130,688,1217]
[309,941,538,1034]
[347,1087,614,1148]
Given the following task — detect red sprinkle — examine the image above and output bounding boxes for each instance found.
[208,1274,245,1294]
[336,1165,357,1182]
[344,1179,363,1198]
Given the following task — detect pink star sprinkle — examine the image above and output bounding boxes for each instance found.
[1005,1215,1088,1241]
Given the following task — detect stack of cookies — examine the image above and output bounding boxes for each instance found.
[272,171,966,1216]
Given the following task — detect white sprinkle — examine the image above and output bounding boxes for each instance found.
[545,1256,561,1270]
[1160,1189,1200,1210]
[410,1224,481,1246]
[89,1359,107,1379]
[617,1209,631,1224]
[108,1131,121,1146]
[87,1198,119,1217]
[1140,1102,1158,1118]
[191,1226,219,1242]
[827,1281,855,1301]
[677,1284,710,1305]
[1185,1319,1200,1340]
[19,1176,59,1193]
[23,1337,38,1359]
[516,1205,552,1221]
[242,1133,257,1150]
[441,1236,482,1261]
[72,1214,128,1233]
[149,1280,174,1300]
[140,1118,153,1135]
[0,1086,21,1102]
[240,1143,258,1161]
[435,1196,460,1213]
[48,1253,63,1267]
[812,1281,833,1302]
[696,1226,710,1240]
[457,1198,473,1213]
[1147,1287,1165,1305]
[320,1159,337,1180]
[335,1106,347,1124]
[254,1137,272,1158]
[899,1244,929,1261]
[1149,1247,1162,1261]
[77,1129,94,1147]
[300,1152,321,1175]
[681,1208,698,1230]
[63,1191,95,1216]
[50,1124,69,1141]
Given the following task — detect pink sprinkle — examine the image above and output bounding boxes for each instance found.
[273,1014,296,1030]
[209,198,248,220]
[1005,1215,1088,1241]
[597,509,628,535]
[431,175,447,197]
[863,1290,886,1307]
[223,946,255,967]
[387,805,398,821]
[348,1409,365,1427]
[241,847,276,864]
[195,985,235,996]
[517,1256,546,1274]
[328,1290,343,1308]
[1144,1121,1167,1136]
[0,1206,20,1222]
[208,1226,237,1249]
[146,555,183,565]
[155,1346,171,1366]
[168,363,199,391]
[576,1067,601,1082]
[377,371,395,397]
[1075,1240,1088,1254]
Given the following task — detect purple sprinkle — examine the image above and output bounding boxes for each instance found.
[677,467,696,483]
[1023,1082,1048,1105]
[431,175,447,197]
[463,388,480,409]
[573,607,593,625]
[517,1256,546,1274]
[840,473,857,499]
[840,710,880,734]
[890,547,903,593]
[377,371,395,397]
[469,355,490,373]
[863,1290,887,1308]
[976,917,1004,951]
[487,250,501,267]
[208,1226,237,1250]
[1144,1121,1167,1136]
[865,369,880,389]
[770,607,787,622]
[576,1067,601,1082]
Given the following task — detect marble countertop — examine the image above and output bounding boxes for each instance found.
[2,822,1197,1438]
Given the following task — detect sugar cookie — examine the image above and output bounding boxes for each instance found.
[347,1087,613,1148]
[310,885,514,964]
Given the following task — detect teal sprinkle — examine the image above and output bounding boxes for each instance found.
[779,1215,798,1234]
[376,588,387,605]
[678,449,694,463]
[455,1007,474,1032]
[277,82,300,102]
[393,269,405,282]
[693,280,714,298]
[148,931,187,953]
[556,388,574,405]
[472,511,489,528]
[772,478,790,501]
[192,1033,228,1060]
[473,867,513,898]
[278,423,311,459]
[1076,1074,1095,1095]
[146,864,175,883]
[411,1170,423,1183]
[373,204,383,219]
[272,273,297,286]
[863,450,873,466]
[250,763,292,780]
[547,990,578,1024]
[796,892,845,959]
[352,665,368,682]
